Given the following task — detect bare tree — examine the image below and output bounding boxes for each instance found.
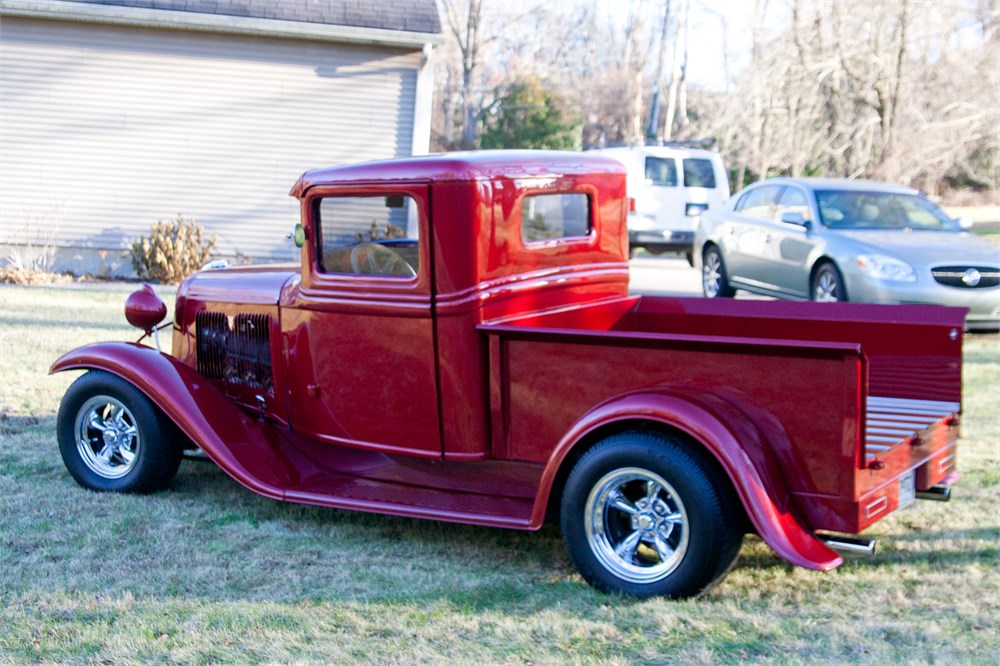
[441,0,485,150]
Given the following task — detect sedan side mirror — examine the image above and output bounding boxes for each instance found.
[781,211,811,229]
[956,217,974,230]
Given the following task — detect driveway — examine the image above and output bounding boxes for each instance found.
[628,256,702,297]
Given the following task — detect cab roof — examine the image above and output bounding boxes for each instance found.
[290,150,626,198]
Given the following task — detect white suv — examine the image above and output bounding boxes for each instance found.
[592,146,730,264]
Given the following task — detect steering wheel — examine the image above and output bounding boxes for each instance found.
[349,242,416,277]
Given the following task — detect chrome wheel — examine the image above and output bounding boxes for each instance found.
[75,395,140,479]
[703,253,723,297]
[584,467,689,584]
[812,265,844,302]
[702,247,734,298]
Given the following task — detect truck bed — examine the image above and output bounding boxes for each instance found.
[481,295,964,533]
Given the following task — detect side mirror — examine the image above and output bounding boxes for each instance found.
[956,217,973,230]
[781,211,811,228]
[293,223,306,248]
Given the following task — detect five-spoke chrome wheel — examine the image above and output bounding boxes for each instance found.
[585,468,689,584]
[561,431,744,598]
[75,395,140,479]
[58,370,182,493]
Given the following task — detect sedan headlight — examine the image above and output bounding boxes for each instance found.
[856,254,917,282]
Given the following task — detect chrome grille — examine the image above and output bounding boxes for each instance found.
[930,265,1000,289]
[196,312,274,393]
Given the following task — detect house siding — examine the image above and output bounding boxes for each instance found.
[0,15,424,275]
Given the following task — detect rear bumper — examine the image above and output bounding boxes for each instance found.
[629,230,694,253]
[793,441,958,534]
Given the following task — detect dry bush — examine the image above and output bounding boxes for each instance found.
[130,215,216,284]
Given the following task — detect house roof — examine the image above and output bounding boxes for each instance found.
[62,0,441,33]
[1,0,443,48]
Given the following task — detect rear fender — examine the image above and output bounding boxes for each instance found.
[51,342,286,500]
[533,389,843,571]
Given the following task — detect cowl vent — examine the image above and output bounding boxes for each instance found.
[196,312,274,394]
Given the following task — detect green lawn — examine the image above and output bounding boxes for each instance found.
[1,283,998,665]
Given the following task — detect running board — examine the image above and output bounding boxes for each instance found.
[817,534,877,557]
[916,485,952,502]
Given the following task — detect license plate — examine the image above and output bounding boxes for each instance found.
[898,471,916,510]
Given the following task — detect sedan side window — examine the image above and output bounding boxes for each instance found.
[776,187,811,223]
[734,186,782,221]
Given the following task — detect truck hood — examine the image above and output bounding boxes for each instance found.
[177,264,300,305]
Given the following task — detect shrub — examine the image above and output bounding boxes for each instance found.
[131,215,216,284]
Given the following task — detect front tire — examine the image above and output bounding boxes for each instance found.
[57,370,182,493]
[811,262,846,302]
[560,432,743,598]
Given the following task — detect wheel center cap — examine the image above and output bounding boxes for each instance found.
[637,513,656,531]
[103,430,118,445]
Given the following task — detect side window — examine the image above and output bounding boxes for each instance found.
[316,195,420,277]
[776,187,811,223]
[521,193,591,243]
[644,157,678,187]
[734,186,781,221]
[682,159,717,188]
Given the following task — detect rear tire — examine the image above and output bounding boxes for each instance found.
[560,432,743,598]
[702,246,735,298]
[57,370,182,494]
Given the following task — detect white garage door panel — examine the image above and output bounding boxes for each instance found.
[0,17,419,269]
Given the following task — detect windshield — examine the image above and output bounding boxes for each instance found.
[815,190,960,231]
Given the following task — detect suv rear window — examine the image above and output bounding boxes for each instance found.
[682,159,717,188]
[645,157,678,187]
[521,193,591,243]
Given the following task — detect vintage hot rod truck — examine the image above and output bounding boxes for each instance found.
[52,152,963,598]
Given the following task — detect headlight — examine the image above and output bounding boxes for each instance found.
[855,254,917,282]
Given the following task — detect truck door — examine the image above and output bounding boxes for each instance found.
[282,183,442,458]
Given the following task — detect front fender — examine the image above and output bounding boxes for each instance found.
[532,389,843,571]
[51,342,286,501]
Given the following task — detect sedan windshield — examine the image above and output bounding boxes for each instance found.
[815,190,960,231]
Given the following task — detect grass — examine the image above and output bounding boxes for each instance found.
[1,283,998,665]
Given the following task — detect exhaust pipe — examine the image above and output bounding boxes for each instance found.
[818,534,877,557]
[916,485,951,502]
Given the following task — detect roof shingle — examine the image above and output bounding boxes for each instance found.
[62,0,441,34]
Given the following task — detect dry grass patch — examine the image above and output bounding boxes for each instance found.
[1,284,998,664]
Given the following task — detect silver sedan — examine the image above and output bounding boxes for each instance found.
[695,178,1000,330]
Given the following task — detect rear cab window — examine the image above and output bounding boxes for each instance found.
[521,193,591,244]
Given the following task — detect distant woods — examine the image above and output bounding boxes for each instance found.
[434,0,998,195]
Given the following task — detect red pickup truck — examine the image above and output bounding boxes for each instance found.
[52,152,963,598]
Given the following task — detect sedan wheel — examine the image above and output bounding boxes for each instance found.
[812,263,846,302]
[702,247,735,298]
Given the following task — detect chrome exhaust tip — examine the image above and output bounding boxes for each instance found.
[818,534,877,557]
[916,485,951,502]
